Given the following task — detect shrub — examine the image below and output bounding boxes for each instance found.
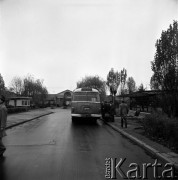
[142,112,178,151]
[135,110,140,116]
[7,107,28,114]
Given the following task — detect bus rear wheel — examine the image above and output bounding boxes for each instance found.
[91,118,97,124]
[72,117,77,123]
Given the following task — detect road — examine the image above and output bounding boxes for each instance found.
[0,108,163,180]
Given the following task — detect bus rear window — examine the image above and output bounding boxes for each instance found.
[73,92,100,102]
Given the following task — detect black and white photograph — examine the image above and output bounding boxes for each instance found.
[0,0,178,179]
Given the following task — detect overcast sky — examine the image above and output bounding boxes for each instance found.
[0,0,178,94]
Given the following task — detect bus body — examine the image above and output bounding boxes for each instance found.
[71,88,101,121]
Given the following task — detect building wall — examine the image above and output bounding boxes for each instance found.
[21,100,30,106]
[46,90,73,107]
[9,99,30,107]
[9,100,15,106]
[16,100,21,106]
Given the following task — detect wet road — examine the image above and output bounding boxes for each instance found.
[0,109,162,180]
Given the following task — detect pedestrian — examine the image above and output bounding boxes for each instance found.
[119,100,129,128]
[0,95,7,157]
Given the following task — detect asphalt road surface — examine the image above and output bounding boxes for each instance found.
[0,109,163,180]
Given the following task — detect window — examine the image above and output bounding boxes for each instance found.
[73,92,100,102]
[22,100,28,106]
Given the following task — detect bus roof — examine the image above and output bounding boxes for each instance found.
[73,88,99,93]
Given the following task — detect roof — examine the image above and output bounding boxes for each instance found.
[73,88,99,93]
[57,90,72,95]
[8,97,32,100]
[117,90,173,98]
[56,90,72,98]
[46,90,73,100]
[57,89,72,94]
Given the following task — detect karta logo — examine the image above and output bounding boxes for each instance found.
[105,158,177,179]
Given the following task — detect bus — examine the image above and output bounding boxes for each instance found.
[71,87,101,122]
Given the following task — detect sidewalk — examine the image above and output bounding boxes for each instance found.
[105,116,178,170]
[6,108,54,129]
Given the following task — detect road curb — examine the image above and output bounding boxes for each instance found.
[6,112,54,129]
[105,121,178,171]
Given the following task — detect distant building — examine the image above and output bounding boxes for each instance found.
[56,90,72,106]
[46,90,73,107]
[45,94,57,106]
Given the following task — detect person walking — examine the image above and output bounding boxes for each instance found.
[119,100,129,128]
[0,95,7,157]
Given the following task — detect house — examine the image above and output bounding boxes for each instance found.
[56,90,73,106]
[46,90,73,107]
[8,97,32,107]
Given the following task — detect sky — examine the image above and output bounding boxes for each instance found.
[0,0,178,94]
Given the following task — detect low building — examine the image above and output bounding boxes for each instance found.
[8,97,32,107]
[117,90,165,112]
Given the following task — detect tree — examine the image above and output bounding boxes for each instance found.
[77,75,106,101]
[151,20,178,91]
[126,77,136,94]
[0,73,5,95]
[150,74,161,90]
[9,76,24,95]
[151,20,178,116]
[138,83,146,92]
[8,74,49,107]
[32,79,48,106]
[22,75,35,97]
[120,68,127,95]
[106,68,120,97]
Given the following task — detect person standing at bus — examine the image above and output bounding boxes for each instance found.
[119,100,129,128]
[109,101,115,122]
[0,95,7,157]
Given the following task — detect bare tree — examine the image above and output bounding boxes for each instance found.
[9,74,48,107]
[9,76,24,95]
